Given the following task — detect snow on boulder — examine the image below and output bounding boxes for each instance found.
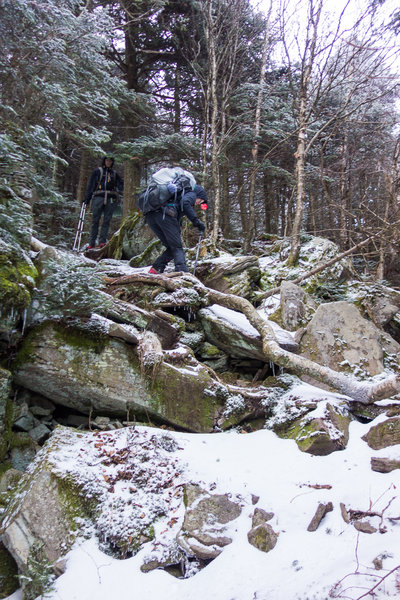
[277,400,352,455]
[199,304,298,362]
[0,426,188,588]
[195,254,261,299]
[176,483,242,560]
[298,301,400,379]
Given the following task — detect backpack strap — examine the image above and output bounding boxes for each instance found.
[97,167,103,189]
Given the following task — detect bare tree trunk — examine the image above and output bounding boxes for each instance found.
[204,0,221,244]
[339,130,350,250]
[236,167,247,234]
[77,148,90,205]
[245,11,272,252]
[288,93,307,265]
[221,164,230,237]
[122,0,142,215]
[287,0,322,266]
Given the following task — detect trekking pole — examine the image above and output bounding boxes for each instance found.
[193,232,203,276]
[72,202,86,252]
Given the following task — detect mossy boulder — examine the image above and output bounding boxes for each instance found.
[0,436,97,588]
[347,281,400,328]
[195,255,261,300]
[199,305,297,362]
[104,212,156,261]
[247,507,277,553]
[258,236,353,293]
[13,322,220,432]
[278,401,352,455]
[0,427,128,594]
[362,417,400,450]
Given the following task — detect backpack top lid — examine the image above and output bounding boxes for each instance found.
[151,166,196,190]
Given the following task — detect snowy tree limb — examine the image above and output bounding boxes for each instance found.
[105,273,400,404]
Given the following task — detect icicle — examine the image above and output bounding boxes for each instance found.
[269,360,275,376]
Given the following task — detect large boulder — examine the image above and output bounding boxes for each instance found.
[199,304,298,361]
[12,322,220,432]
[349,282,400,328]
[0,425,190,591]
[195,255,261,299]
[298,301,400,378]
[258,236,354,292]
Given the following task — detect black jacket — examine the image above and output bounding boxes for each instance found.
[178,185,208,226]
[84,157,123,204]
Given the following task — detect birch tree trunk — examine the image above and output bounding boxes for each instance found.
[287,0,322,266]
[244,9,272,253]
[204,0,221,244]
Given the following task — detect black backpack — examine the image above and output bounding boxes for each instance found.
[137,182,172,215]
[137,169,195,215]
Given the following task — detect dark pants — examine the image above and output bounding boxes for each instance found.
[90,195,116,245]
[145,210,188,272]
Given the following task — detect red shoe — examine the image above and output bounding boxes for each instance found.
[98,242,106,248]
[87,245,95,250]
[148,267,159,274]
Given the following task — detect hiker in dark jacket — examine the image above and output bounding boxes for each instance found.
[83,156,123,249]
[148,184,208,274]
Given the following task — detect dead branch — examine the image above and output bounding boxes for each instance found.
[256,224,400,303]
[355,565,400,600]
[103,273,400,404]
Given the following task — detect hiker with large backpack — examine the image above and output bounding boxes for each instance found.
[83,156,123,249]
[137,167,208,273]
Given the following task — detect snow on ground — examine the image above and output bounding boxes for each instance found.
[7,409,400,600]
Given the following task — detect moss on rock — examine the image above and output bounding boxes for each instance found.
[278,402,351,455]
[362,417,400,450]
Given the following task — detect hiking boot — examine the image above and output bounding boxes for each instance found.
[97,242,106,248]
[87,245,95,250]
[148,267,159,274]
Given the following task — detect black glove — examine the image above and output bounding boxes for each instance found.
[193,218,205,233]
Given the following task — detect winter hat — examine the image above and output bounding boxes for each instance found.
[194,184,208,204]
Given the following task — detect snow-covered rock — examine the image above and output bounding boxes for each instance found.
[298,301,400,378]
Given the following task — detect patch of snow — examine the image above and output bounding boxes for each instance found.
[8,413,400,600]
